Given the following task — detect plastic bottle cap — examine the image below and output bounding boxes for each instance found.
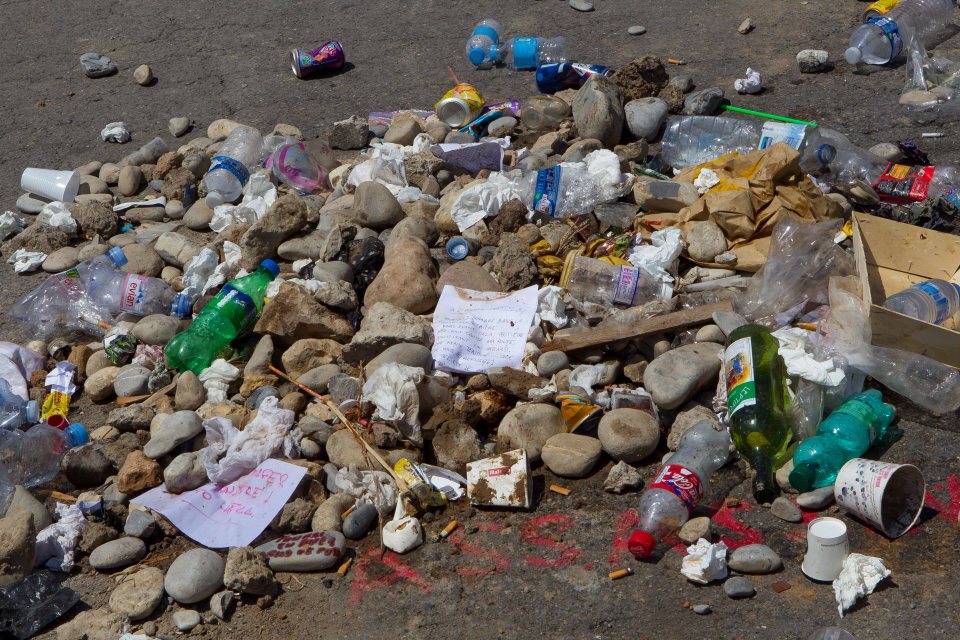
[64,423,89,448]
[259,259,280,278]
[24,400,39,425]
[627,529,656,559]
[205,192,225,208]
[816,144,837,165]
[844,47,863,65]
[107,246,128,268]
[171,293,194,318]
[468,47,487,66]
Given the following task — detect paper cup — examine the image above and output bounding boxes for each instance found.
[20,168,80,202]
[801,517,849,582]
[834,458,925,538]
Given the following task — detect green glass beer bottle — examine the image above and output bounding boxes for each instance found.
[724,324,792,503]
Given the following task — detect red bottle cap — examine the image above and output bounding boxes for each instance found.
[627,530,655,559]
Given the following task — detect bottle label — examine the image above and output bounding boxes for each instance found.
[613,266,640,305]
[650,464,704,513]
[210,155,251,187]
[867,17,904,60]
[915,281,951,323]
[471,25,498,41]
[872,163,935,204]
[214,284,257,326]
[533,166,561,218]
[119,274,149,313]
[725,337,757,417]
[865,0,900,18]
[832,398,880,443]
[942,187,960,209]
[758,122,807,151]
[51,268,84,301]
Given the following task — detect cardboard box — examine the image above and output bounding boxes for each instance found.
[466,449,532,509]
[852,211,960,368]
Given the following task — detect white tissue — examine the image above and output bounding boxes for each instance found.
[772,327,846,387]
[734,68,763,95]
[833,553,891,617]
[681,538,729,584]
[7,249,47,273]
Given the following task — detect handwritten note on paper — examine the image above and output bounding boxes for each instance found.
[133,459,307,548]
[432,285,539,374]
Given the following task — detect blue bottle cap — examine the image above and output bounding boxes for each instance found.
[512,37,539,70]
[171,293,194,318]
[64,423,90,448]
[816,144,837,165]
[446,237,470,261]
[107,246,128,268]
[259,259,280,278]
[469,47,487,66]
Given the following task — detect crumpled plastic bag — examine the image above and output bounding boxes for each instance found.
[626,227,684,288]
[332,465,397,516]
[100,121,131,143]
[0,342,45,401]
[833,553,891,617]
[201,395,301,485]
[37,202,77,235]
[772,327,846,387]
[7,249,46,273]
[34,503,86,572]
[901,35,960,122]
[181,243,243,301]
[0,211,26,240]
[569,363,607,392]
[197,359,240,403]
[734,68,763,94]
[361,363,424,445]
[681,538,728,584]
[209,172,277,233]
[347,142,408,189]
[451,172,525,232]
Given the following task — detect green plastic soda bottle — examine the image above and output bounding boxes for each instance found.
[789,389,898,493]
[724,324,792,503]
[164,259,279,375]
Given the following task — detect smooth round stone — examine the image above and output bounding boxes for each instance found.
[164,549,225,604]
[628,25,647,35]
[124,509,157,538]
[42,247,80,273]
[727,544,782,574]
[108,566,165,620]
[770,496,803,522]
[113,364,151,397]
[693,604,711,615]
[256,531,346,571]
[89,536,147,571]
[569,0,594,10]
[724,576,756,599]
[173,610,201,632]
[17,193,49,213]
[537,351,570,377]
[796,485,836,509]
[487,116,517,138]
[342,503,378,540]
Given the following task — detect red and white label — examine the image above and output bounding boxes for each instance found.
[649,464,704,513]
[485,467,512,477]
[119,274,148,313]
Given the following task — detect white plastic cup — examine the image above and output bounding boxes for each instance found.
[801,517,849,582]
[20,168,80,202]
[834,458,926,538]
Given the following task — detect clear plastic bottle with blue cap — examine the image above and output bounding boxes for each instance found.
[466,19,503,68]
[85,249,190,318]
[496,36,568,70]
[164,259,280,374]
[0,378,38,431]
[0,422,88,507]
[205,125,263,207]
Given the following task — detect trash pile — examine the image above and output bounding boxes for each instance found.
[2,11,960,639]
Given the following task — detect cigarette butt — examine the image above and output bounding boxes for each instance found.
[796,322,817,331]
[337,558,352,575]
[341,504,356,518]
[439,520,459,539]
[922,132,944,138]
[549,484,571,496]
[609,567,634,580]
[667,58,687,65]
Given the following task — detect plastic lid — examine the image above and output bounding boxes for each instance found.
[468,47,486,66]
[64,423,89,448]
[446,237,469,260]
[844,47,863,65]
[259,259,280,278]
[107,246,128,268]
[627,529,656,559]
[171,293,194,318]
[512,37,539,69]
[24,400,38,425]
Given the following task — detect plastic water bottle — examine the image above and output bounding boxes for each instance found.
[845,0,956,65]
[807,629,856,640]
[466,19,502,67]
[496,36,568,70]
[205,125,263,207]
[882,279,960,324]
[658,116,763,169]
[87,260,191,318]
[0,379,38,431]
[0,423,89,506]
[165,260,280,374]
[627,421,731,559]
[789,390,898,493]
[561,255,671,307]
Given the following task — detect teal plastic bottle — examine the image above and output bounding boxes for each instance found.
[164,260,279,375]
[789,389,898,492]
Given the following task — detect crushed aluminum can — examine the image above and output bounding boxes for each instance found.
[435,83,484,128]
[290,41,345,79]
[466,449,532,509]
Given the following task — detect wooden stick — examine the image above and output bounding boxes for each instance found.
[115,374,179,407]
[540,300,732,353]
[447,66,460,85]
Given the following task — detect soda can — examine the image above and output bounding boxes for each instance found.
[536,62,612,94]
[290,41,345,79]
[435,83,485,128]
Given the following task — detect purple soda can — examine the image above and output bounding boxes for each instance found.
[536,62,611,94]
[291,41,346,79]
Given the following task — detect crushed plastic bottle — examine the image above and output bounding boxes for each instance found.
[466,19,503,67]
[266,142,327,192]
[0,379,38,431]
[882,279,960,324]
[658,116,763,169]
[627,421,731,559]
[164,259,279,374]
[205,124,263,207]
[495,36,568,70]
[0,423,89,507]
[845,0,955,65]
[560,255,671,307]
[807,627,857,640]
[515,150,631,219]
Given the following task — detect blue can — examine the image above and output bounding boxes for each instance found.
[536,62,612,94]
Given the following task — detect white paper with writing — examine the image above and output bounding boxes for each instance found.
[432,285,539,374]
[133,459,306,548]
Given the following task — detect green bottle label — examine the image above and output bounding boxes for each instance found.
[725,337,757,417]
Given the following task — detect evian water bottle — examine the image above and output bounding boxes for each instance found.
[86,261,191,318]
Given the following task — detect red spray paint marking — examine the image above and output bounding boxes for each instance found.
[520,513,582,568]
[447,527,513,577]
[784,506,820,542]
[348,547,432,605]
[671,500,766,555]
[922,474,960,529]
[608,508,639,567]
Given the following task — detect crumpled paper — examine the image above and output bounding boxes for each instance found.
[7,249,47,273]
[734,68,763,94]
[536,285,568,328]
[772,326,846,386]
[35,503,86,572]
[833,553,891,617]
[332,465,398,516]
[45,361,77,395]
[694,168,721,194]
[209,172,277,233]
[100,121,131,143]
[681,538,729,584]
[201,396,302,485]
[198,359,240,403]
[361,363,424,445]
[0,211,26,239]
[38,201,78,235]
[627,227,684,289]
